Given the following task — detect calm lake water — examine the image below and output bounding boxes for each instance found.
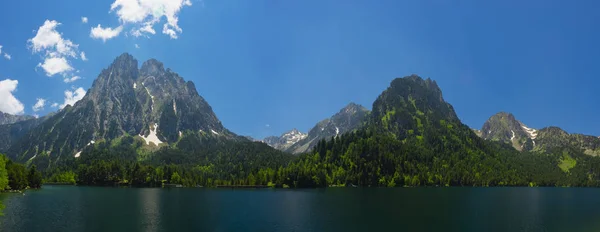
[2,186,600,232]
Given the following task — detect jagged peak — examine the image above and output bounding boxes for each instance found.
[488,112,517,121]
[340,102,368,115]
[110,53,138,69]
[114,52,135,62]
[283,128,304,135]
[140,58,165,75]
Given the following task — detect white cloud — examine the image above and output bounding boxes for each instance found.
[32,98,46,112]
[80,51,87,61]
[82,17,88,23]
[134,43,140,49]
[28,20,78,58]
[63,76,81,83]
[109,0,192,39]
[28,20,83,78]
[0,79,25,115]
[131,19,157,37]
[90,24,123,42]
[0,45,9,60]
[38,57,73,76]
[51,102,59,108]
[60,87,86,109]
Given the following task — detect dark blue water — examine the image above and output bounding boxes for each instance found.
[2,186,600,232]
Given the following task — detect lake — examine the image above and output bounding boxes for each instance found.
[2,186,600,232]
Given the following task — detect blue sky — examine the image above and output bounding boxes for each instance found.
[0,0,599,139]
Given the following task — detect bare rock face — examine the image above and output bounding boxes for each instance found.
[263,129,308,151]
[278,103,369,154]
[0,112,34,125]
[7,53,234,163]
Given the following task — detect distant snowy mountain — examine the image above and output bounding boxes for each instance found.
[263,129,307,151]
[263,103,370,154]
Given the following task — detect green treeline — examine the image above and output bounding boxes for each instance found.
[41,134,294,187]
[33,128,600,188]
[0,155,42,191]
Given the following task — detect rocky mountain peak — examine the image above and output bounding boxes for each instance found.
[263,128,307,151]
[368,75,459,141]
[7,54,232,163]
[282,103,370,154]
[140,58,166,76]
[341,102,367,115]
[0,111,34,125]
[480,112,536,151]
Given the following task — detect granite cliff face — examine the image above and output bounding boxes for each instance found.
[7,53,235,163]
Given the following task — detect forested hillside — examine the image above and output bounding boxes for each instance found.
[37,75,600,188]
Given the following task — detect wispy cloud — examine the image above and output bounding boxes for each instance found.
[63,76,81,83]
[90,24,123,42]
[32,98,46,112]
[0,45,11,60]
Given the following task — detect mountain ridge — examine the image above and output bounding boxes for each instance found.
[266,102,370,154]
[478,112,600,156]
[6,53,242,165]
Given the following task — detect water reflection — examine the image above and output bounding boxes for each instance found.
[139,188,161,232]
[0,197,4,216]
[4,187,600,231]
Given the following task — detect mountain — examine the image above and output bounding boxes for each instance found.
[480,112,537,151]
[273,74,547,187]
[0,112,34,125]
[272,75,600,188]
[7,70,600,188]
[263,129,307,151]
[478,112,600,155]
[0,116,49,153]
[284,103,369,154]
[6,53,243,165]
[534,127,600,156]
[368,75,464,139]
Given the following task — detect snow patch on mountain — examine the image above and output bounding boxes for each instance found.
[211,129,219,135]
[263,129,307,150]
[142,123,163,146]
[75,140,97,158]
[521,123,538,139]
[143,82,154,111]
[282,129,307,144]
[133,83,137,89]
[511,130,515,141]
[173,99,177,114]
